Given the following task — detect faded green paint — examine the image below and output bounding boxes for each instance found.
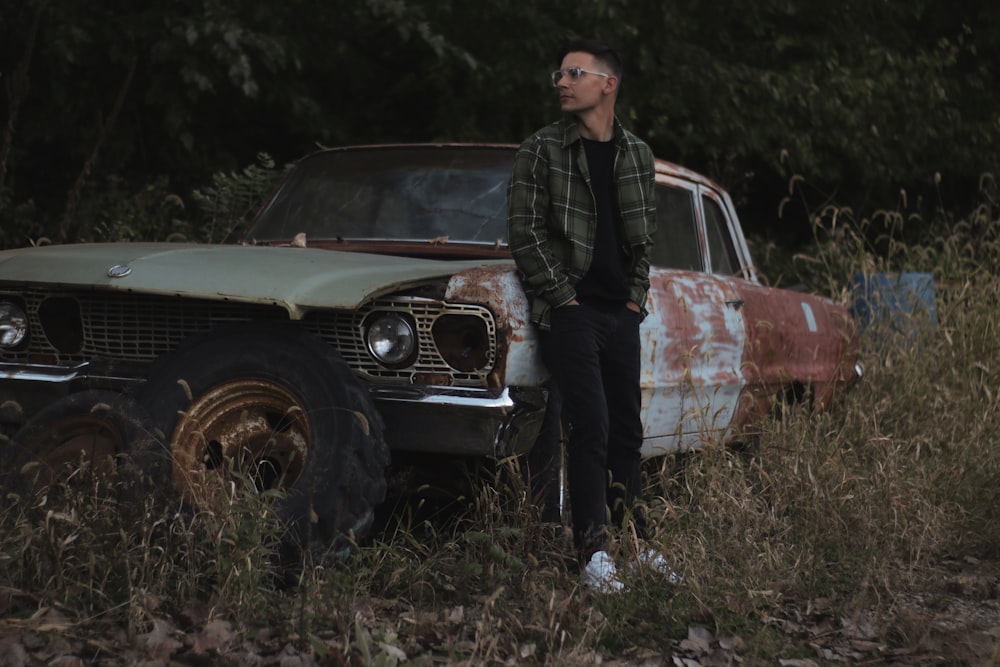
[0,243,505,318]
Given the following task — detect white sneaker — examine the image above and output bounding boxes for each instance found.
[582,550,624,593]
[637,548,683,584]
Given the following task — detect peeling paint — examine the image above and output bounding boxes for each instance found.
[441,260,856,459]
[640,269,746,456]
[0,146,860,462]
[801,302,818,332]
[445,264,546,387]
[733,279,857,423]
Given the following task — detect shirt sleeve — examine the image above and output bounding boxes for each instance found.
[627,143,657,310]
[506,138,577,308]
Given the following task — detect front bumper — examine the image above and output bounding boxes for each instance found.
[370,384,549,458]
[0,361,549,459]
[0,361,146,432]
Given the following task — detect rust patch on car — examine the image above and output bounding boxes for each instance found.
[731,280,857,425]
[444,264,541,386]
[640,270,746,451]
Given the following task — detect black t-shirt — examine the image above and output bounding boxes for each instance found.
[575,137,629,308]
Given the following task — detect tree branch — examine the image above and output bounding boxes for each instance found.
[0,2,46,208]
[57,54,138,243]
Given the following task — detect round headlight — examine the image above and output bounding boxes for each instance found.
[0,301,28,348]
[365,313,416,367]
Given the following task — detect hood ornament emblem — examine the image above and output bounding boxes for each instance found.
[107,264,133,278]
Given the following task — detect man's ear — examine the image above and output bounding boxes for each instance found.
[604,76,619,96]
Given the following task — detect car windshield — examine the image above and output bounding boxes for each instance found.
[247,146,514,245]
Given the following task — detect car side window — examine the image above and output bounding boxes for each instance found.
[651,184,702,271]
[703,195,741,276]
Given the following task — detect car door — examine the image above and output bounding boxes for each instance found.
[639,178,747,457]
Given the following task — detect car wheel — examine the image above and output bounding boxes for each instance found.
[1,389,156,507]
[135,325,390,562]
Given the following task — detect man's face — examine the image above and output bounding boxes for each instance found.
[554,52,613,115]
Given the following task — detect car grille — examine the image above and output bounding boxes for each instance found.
[305,297,496,385]
[0,288,496,388]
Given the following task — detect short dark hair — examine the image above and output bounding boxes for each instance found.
[556,39,624,80]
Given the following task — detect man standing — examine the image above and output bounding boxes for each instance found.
[507,39,659,592]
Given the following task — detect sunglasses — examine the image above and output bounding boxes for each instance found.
[550,66,610,87]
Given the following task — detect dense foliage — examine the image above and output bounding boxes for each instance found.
[1,0,998,249]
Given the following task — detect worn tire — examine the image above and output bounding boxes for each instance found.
[0,389,157,508]
[135,325,390,562]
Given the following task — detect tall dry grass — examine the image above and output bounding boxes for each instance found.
[2,182,999,664]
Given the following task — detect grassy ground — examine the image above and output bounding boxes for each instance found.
[2,196,1000,665]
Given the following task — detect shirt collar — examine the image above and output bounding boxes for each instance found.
[559,115,628,150]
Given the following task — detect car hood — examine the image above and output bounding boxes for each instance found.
[0,243,509,317]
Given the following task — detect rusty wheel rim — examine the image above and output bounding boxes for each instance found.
[16,415,124,495]
[170,379,311,507]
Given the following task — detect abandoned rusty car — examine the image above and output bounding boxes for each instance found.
[0,144,861,554]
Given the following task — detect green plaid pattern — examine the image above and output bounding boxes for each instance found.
[507,116,657,329]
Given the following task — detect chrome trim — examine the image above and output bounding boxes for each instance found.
[370,384,516,409]
[106,264,133,278]
[371,385,549,458]
[0,360,551,459]
[0,360,145,386]
[0,361,91,383]
[311,296,496,385]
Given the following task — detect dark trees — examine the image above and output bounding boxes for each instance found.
[1,0,996,247]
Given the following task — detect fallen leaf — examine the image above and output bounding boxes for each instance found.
[138,618,182,661]
[47,657,86,667]
[717,634,746,651]
[679,626,714,654]
[447,606,464,624]
[378,642,407,661]
[193,619,235,655]
[0,634,26,667]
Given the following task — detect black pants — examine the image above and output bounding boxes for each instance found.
[540,302,646,558]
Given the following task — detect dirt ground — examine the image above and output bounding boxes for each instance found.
[666,555,1000,667]
[1,555,998,666]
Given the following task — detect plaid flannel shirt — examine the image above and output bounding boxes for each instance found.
[507,116,657,329]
